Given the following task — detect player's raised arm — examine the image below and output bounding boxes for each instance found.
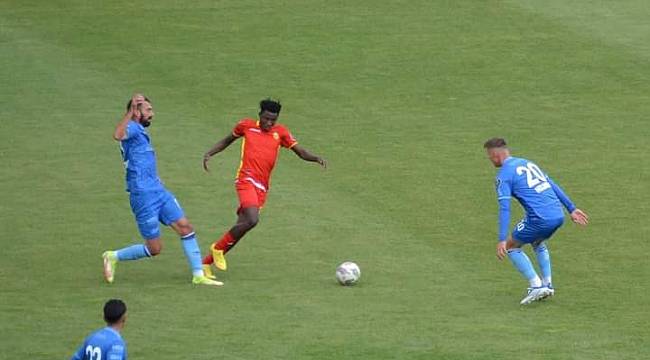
[202,133,239,172]
[113,94,145,141]
[291,144,327,168]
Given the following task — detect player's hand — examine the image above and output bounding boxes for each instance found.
[570,209,589,226]
[129,93,145,115]
[496,241,507,260]
[202,153,211,172]
[317,157,327,169]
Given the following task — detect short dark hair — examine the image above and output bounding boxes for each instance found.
[259,98,281,114]
[126,96,151,111]
[483,137,507,149]
[104,299,127,325]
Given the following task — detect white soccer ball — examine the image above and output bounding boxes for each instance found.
[336,261,361,286]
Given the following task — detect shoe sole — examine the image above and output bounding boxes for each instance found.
[194,280,224,286]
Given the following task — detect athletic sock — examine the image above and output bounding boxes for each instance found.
[202,253,213,265]
[534,242,552,286]
[507,248,542,288]
[202,231,238,265]
[216,232,235,253]
[116,244,151,261]
[180,232,204,277]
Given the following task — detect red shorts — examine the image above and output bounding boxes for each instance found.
[236,180,267,213]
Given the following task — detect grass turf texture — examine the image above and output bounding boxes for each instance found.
[1,1,649,359]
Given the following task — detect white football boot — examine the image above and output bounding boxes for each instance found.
[520,286,552,305]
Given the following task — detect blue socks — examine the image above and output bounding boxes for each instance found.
[116,244,151,261]
[181,232,204,277]
[507,248,542,288]
[534,242,552,286]
[114,233,203,277]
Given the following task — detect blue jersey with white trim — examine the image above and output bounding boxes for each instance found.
[71,327,127,360]
[119,121,164,193]
[495,157,564,220]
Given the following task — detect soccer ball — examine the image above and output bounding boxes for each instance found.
[336,261,361,286]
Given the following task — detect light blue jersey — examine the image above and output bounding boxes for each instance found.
[495,157,576,242]
[110,115,201,275]
[71,327,126,360]
[119,121,164,193]
[117,120,184,240]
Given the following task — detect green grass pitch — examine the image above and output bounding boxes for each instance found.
[1,1,649,359]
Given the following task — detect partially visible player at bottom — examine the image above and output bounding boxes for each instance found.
[200,99,326,279]
[102,94,222,286]
[71,299,128,360]
[484,138,589,305]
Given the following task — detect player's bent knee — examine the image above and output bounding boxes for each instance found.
[171,218,194,237]
[146,241,162,256]
[240,210,259,229]
[505,238,522,250]
[244,217,258,230]
[179,223,194,237]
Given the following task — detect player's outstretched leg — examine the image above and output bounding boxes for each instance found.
[171,218,223,286]
[533,241,554,297]
[102,242,155,283]
[202,207,259,272]
[507,246,549,304]
[184,233,223,286]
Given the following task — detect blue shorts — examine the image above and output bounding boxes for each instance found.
[512,216,564,244]
[129,190,184,240]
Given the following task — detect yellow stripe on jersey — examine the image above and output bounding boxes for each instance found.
[235,137,246,178]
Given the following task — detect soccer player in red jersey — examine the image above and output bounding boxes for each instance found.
[200,99,326,280]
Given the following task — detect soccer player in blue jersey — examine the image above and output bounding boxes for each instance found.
[484,138,589,305]
[102,94,221,286]
[71,299,128,360]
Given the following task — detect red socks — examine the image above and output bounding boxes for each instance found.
[202,253,213,265]
[202,232,235,265]
[216,232,234,252]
